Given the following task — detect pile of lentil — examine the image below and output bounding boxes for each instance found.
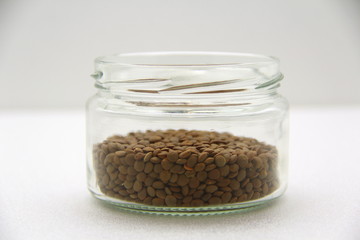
[93,129,279,207]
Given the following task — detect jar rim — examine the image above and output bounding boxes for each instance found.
[93,51,283,110]
[95,51,279,68]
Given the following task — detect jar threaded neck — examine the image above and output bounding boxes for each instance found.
[93,52,282,108]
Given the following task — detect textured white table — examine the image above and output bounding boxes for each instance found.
[1,108,359,240]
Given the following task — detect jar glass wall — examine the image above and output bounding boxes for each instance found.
[86,52,289,215]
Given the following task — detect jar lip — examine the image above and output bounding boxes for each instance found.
[95,51,280,68]
[93,51,283,106]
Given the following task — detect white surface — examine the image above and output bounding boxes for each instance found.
[0,108,360,240]
[1,0,360,108]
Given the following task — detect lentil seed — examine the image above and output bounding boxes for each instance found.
[160,171,171,183]
[144,162,153,173]
[133,181,142,192]
[156,190,166,199]
[144,152,152,162]
[177,175,190,186]
[194,163,206,172]
[167,151,179,162]
[134,161,145,172]
[179,150,192,159]
[152,198,164,206]
[161,159,173,170]
[208,197,222,204]
[152,181,165,189]
[191,199,204,207]
[147,186,156,197]
[208,169,220,180]
[197,171,207,182]
[205,185,218,193]
[165,195,177,206]
[221,192,232,203]
[215,155,226,167]
[189,178,200,189]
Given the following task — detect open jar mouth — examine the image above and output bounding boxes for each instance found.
[92,52,283,110]
[95,51,280,68]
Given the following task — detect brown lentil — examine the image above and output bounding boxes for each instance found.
[215,155,227,167]
[147,186,156,197]
[189,178,200,189]
[165,195,177,206]
[177,175,190,186]
[156,190,166,199]
[198,152,208,162]
[152,181,165,189]
[179,150,192,159]
[191,199,204,207]
[197,171,208,182]
[205,185,218,193]
[176,158,187,165]
[152,198,164,206]
[167,151,178,162]
[194,163,206,172]
[208,169,220,180]
[144,152,152,162]
[134,161,145,172]
[133,181,142,192]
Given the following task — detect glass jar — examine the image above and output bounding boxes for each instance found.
[86,52,289,215]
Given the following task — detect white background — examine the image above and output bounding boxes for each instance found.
[1,0,360,108]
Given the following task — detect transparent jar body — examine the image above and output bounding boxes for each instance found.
[86,52,289,215]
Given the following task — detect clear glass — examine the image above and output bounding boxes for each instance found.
[86,52,289,215]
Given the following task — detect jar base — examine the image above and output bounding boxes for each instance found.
[90,189,283,216]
